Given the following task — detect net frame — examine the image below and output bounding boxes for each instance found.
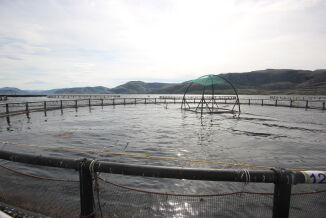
[181,75,241,118]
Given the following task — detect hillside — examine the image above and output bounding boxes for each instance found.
[1,69,325,95]
[154,69,326,94]
[110,81,175,94]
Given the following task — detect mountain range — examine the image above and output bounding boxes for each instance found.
[1,69,326,95]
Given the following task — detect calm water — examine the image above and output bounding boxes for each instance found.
[0,95,325,217]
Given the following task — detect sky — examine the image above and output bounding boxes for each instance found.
[0,0,326,90]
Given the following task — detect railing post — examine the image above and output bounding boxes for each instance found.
[79,159,95,218]
[60,100,63,110]
[272,169,293,218]
[124,98,126,105]
[135,98,136,104]
[155,98,157,104]
[261,99,264,106]
[305,100,308,109]
[88,99,91,107]
[145,98,147,104]
[290,100,292,107]
[75,100,78,109]
[101,99,104,107]
[6,103,9,115]
[323,102,325,111]
[248,99,251,105]
[174,97,176,104]
[25,102,30,118]
[113,98,115,106]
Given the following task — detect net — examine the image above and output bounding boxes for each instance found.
[95,176,274,218]
[190,75,225,86]
[0,163,80,218]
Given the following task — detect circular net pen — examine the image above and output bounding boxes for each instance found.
[181,75,241,118]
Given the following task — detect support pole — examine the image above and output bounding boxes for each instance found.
[272,169,293,218]
[248,99,251,105]
[79,159,95,218]
[323,102,325,111]
[174,97,176,104]
[75,100,78,109]
[145,98,147,104]
[101,99,104,107]
[305,100,308,109]
[124,98,126,105]
[261,99,264,106]
[290,100,292,107]
[44,101,47,116]
[275,100,278,107]
[6,103,9,115]
[60,100,63,110]
[25,102,30,118]
[88,99,91,107]
[113,99,115,106]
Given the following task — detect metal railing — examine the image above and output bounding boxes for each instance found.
[0,97,325,119]
[0,150,324,218]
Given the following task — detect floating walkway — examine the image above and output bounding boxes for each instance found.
[0,96,325,120]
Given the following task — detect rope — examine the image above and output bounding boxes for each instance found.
[89,160,103,218]
[97,176,273,197]
[0,141,311,171]
[0,160,325,197]
[0,164,78,182]
[98,176,326,197]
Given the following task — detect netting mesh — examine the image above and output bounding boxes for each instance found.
[190,75,225,86]
[94,177,274,218]
[289,185,326,218]
[0,163,80,218]
[0,162,325,218]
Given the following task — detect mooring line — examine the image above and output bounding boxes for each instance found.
[0,163,78,182]
[0,141,310,171]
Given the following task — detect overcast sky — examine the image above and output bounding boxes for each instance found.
[1,0,325,89]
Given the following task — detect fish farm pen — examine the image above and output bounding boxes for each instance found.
[0,96,325,119]
[0,150,325,218]
[0,93,325,217]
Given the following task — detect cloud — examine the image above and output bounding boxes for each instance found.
[0,0,325,89]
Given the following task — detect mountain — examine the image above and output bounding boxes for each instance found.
[154,69,326,94]
[1,69,325,95]
[0,87,26,94]
[53,86,112,94]
[110,81,175,94]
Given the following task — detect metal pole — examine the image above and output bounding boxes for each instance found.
[323,102,325,111]
[75,100,78,109]
[272,169,293,218]
[60,100,63,110]
[79,159,95,218]
[113,98,115,105]
[290,100,292,107]
[145,98,147,104]
[248,99,250,105]
[88,99,91,107]
[44,101,47,116]
[124,98,126,105]
[101,99,104,107]
[262,99,264,106]
[275,100,278,107]
[5,103,9,115]
[305,100,308,109]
